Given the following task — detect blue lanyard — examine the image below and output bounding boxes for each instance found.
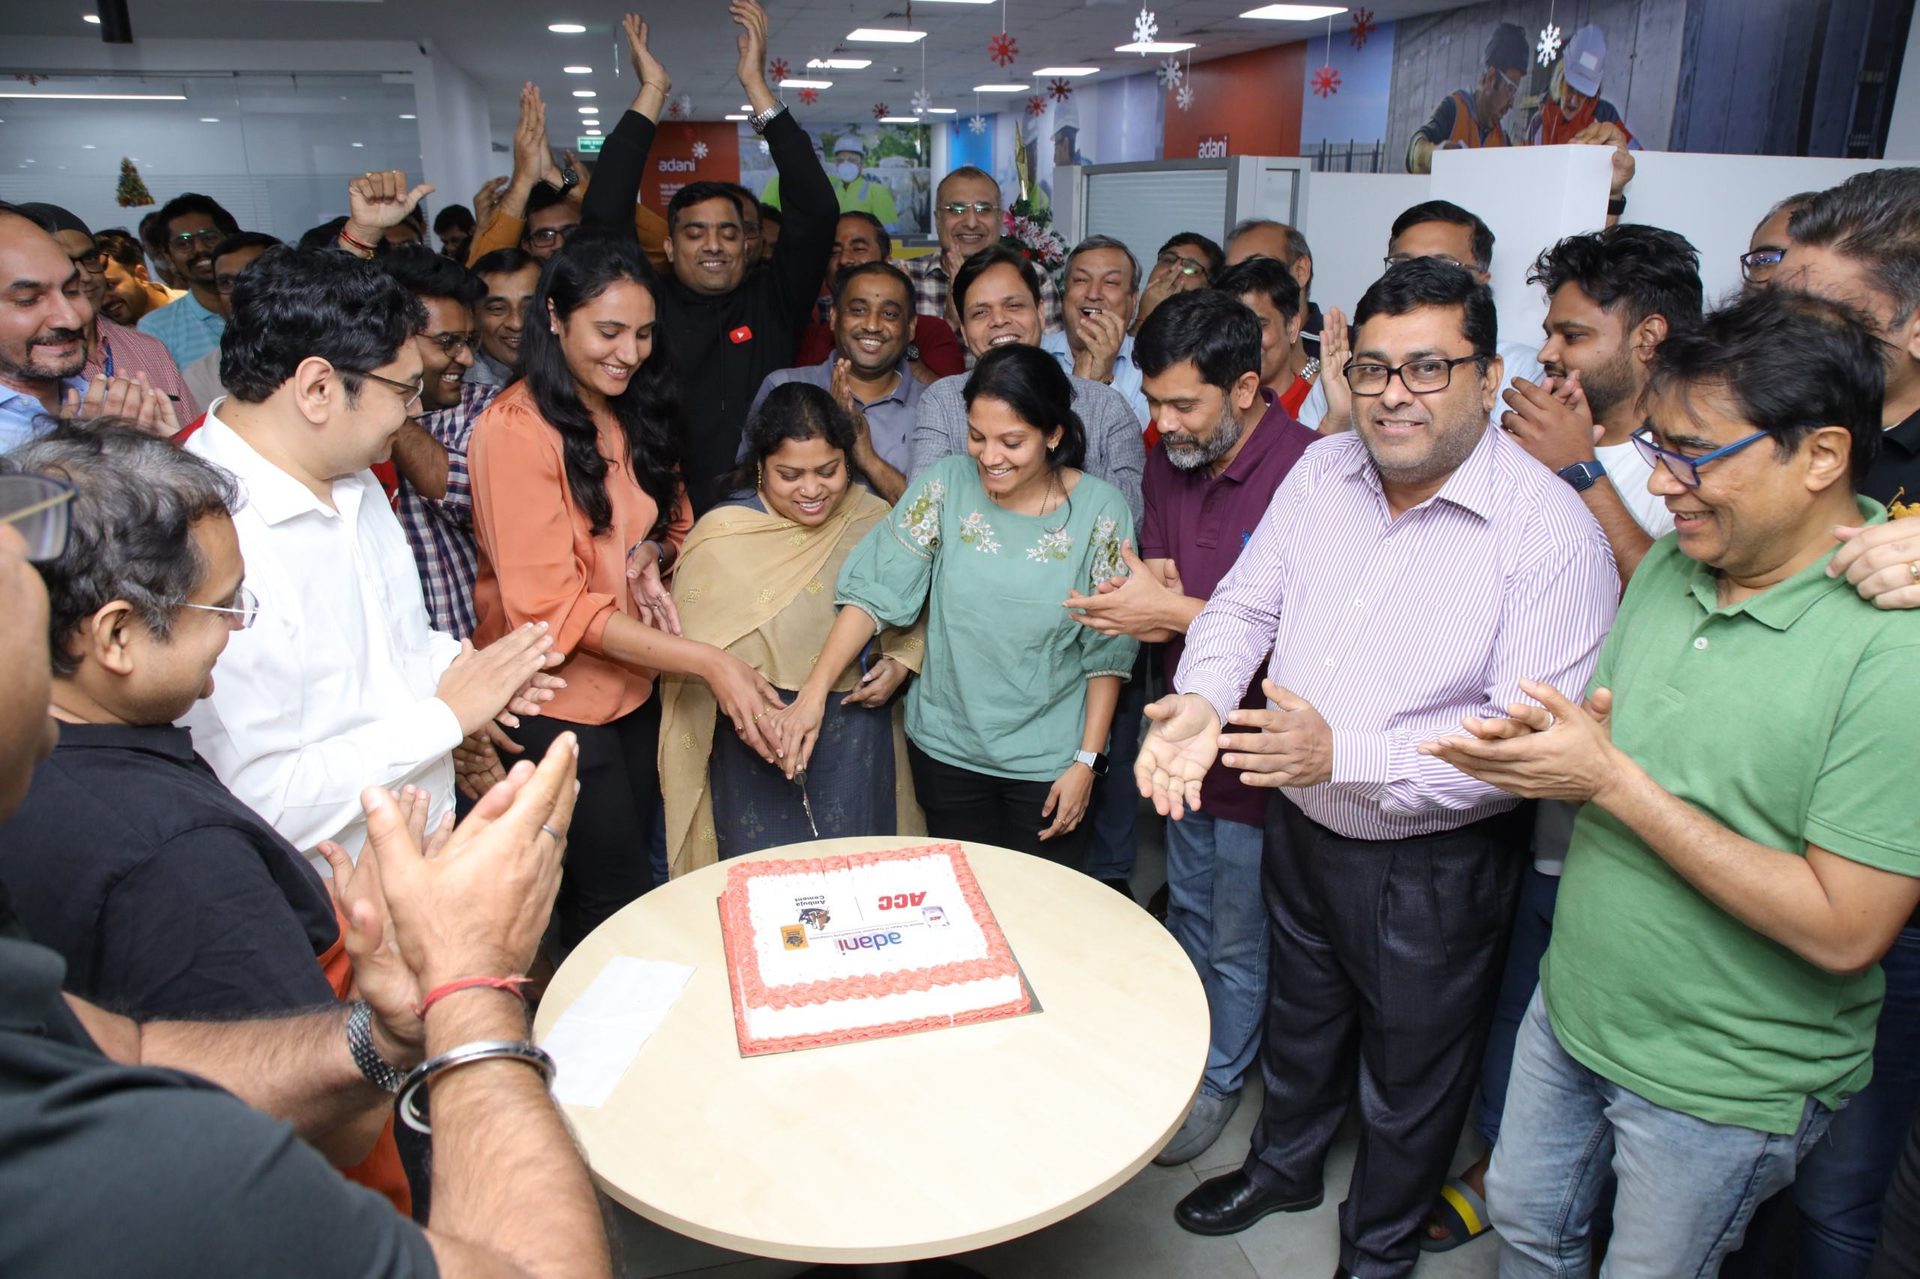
[99,334,115,380]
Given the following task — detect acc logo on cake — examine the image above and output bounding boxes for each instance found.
[780,924,809,950]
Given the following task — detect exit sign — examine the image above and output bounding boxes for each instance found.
[577,135,604,154]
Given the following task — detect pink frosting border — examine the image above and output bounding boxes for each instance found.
[719,843,1033,1055]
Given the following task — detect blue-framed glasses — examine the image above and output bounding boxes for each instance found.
[1630,426,1772,488]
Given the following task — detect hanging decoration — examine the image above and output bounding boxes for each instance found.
[1024,94,1047,118]
[912,87,932,114]
[798,86,819,105]
[872,101,890,120]
[665,93,692,120]
[1175,81,1194,111]
[968,112,987,134]
[691,140,709,160]
[1349,7,1375,50]
[1537,1,1562,66]
[1048,78,1073,103]
[988,31,1018,66]
[767,57,790,83]
[1131,7,1157,51]
[1157,56,1183,89]
[115,157,154,208]
[1312,15,1340,97]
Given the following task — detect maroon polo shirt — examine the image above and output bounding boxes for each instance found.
[1139,389,1318,828]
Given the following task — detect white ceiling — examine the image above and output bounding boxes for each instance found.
[0,0,1464,137]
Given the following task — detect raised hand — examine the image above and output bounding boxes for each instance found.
[510,83,551,190]
[1317,306,1352,434]
[730,0,776,112]
[1501,375,1598,472]
[1072,308,1128,384]
[472,176,510,228]
[1134,692,1222,820]
[64,371,180,437]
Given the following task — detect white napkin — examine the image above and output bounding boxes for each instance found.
[540,956,695,1107]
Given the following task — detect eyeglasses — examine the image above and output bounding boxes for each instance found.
[0,474,75,564]
[423,331,480,355]
[527,224,580,249]
[168,228,226,252]
[1629,426,1772,488]
[180,582,260,630]
[214,274,246,295]
[1155,251,1208,279]
[1383,253,1483,273]
[1738,247,1785,283]
[1343,354,1484,396]
[339,367,425,411]
[68,248,109,274]
[940,201,998,217]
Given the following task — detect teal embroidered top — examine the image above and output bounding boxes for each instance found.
[837,454,1139,782]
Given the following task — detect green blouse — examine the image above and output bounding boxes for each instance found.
[836,454,1139,783]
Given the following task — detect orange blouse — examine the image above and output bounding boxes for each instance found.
[469,381,693,725]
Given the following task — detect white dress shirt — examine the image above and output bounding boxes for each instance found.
[181,406,464,869]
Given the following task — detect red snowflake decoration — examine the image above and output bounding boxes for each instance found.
[1349,7,1376,50]
[1311,64,1341,97]
[1048,78,1073,102]
[768,57,790,83]
[1025,94,1047,117]
[987,31,1018,67]
[872,102,890,120]
[11,73,46,86]
[798,87,819,105]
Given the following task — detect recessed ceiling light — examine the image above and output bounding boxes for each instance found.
[572,90,596,97]
[584,128,603,136]
[351,142,364,148]
[806,58,872,70]
[927,107,958,114]
[81,143,95,149]
[1115,40,1196,53]
[199,116,220,122]
[548,22,586,34]
[578,106,598,114]
[973,83,1030,93]
[847,28,925,43]
[878,115,920,123]
[0,91,186,100]
[1034,67,1100,77]
[563,65,593,74]
[398,113,416,120]
[1240,4,1347,18]
[780,78,833,90]
[725,113,749,120]
[82,13,100,22]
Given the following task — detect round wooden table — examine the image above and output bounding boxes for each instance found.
[533,836,1210,1265]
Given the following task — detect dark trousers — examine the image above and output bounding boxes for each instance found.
[1869,1099,1920,1278]
[907,740,1089,870]
[510,698,661,952]
[1245,798,1527,1279]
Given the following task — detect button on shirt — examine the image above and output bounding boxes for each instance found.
[0,378,85,452]
[747,354,923,476]
[135,289,226,370]
[181,411,465,868]
[1041,329,1151,429]
[1177,426,1618,841]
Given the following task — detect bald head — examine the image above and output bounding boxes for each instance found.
[1225,219,1312,302]
[0,210,91,390]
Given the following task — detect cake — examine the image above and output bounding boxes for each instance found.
[718,843,1032,1055]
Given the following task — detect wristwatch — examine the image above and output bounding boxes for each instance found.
[1557,458,1607,493]
[748,102,788,135]
[1073,749,1109,776]
[346,1000,408,1094]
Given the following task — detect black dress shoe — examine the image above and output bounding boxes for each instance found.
[1174,1169,1323,1236]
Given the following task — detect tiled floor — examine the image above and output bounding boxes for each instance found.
[607,806,1500,1279]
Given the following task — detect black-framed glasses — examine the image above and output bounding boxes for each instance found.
[1155,251,1209,280]
[1343,354,1484,396]
[527,224,580,249]
[168,228,226,252]
[1629,425,1772,488]
[0,474,75,564]
[424,331,480,356]
[940,200,997,217]
[339,367,425,411]
[1739,247,1785,284]
[180,582,260,630]
[68,247,109,274]
[1384,252,1483,273]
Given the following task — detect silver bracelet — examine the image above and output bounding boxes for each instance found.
[396,1039,557,1134]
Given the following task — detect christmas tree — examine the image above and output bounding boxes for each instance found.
[116,157,154,208]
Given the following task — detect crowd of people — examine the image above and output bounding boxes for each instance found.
[2,4,1919,1276]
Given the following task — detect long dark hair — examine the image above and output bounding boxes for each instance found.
[522,233,684,538]
[728,382,857,493]
[962,343,1085,470]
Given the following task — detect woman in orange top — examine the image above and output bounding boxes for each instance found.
[470,234,783,949]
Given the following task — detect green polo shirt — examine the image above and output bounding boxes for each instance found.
[1541,498,1920,1135]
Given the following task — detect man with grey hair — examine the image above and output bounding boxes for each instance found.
[1226,218,1319,335]
[1043,234,1149,427]
[906,165,1064,333]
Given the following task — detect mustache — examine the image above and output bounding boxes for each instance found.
[31,328,84,347]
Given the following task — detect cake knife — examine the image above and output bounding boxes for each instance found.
[793,768,820,839]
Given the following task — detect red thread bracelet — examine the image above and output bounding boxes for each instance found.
[415,975,531,1018]
[337,227,376,255]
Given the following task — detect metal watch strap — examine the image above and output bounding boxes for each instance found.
[1074,749,1109,776]
[347,1000,407,1094]
[749,102,787,135]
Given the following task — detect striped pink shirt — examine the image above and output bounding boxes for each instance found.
[1176,426,1618,841]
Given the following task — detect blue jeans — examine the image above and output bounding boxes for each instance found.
[1476,868,1561,1147]
[1488,989,1835,1279]
[1791,925,1920,1277]
[1163,808,1269,1098]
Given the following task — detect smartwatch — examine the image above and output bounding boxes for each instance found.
[1073,749,1109,776]
[1557,458,1607,493]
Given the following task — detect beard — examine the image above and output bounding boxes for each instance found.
[0,329,87,385]
[1164,401,1245,472]
[1553,345,1639,423]
[1364,398,1487,489]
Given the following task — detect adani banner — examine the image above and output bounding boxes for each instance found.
[641,122,742,210]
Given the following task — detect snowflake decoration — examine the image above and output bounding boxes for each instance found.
[872,101,890,120]
[967,113,987,135]
[1349,7,1376,50]
[912,87,932,114]
[1049,78,1073,103]
[1157,56,1183,88]
[1025,94,1047,118]
[759,139,770,155]
[798,86,819,105]
[1132,7,1158,49]
[1537,23,1562,66]
[1311,64,1341,97]
[988,31,1018,67]
[691,140,709,160]
[767,57,790,83]
[665,93,692,120]
[1175,82,1194,111]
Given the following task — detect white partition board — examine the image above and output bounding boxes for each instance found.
[1300,173,1433,322]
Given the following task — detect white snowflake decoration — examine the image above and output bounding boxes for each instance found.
[759,139,770,155]
[1132,7,1158,50]
[968,113,986,135]
[1175,82,1194,112]
[691,140,709,160]
[911,87,932,114]
[1157,56,1183,88]
[1536,23,1562,66]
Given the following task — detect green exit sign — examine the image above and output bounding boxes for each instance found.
[577,135,604,154]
